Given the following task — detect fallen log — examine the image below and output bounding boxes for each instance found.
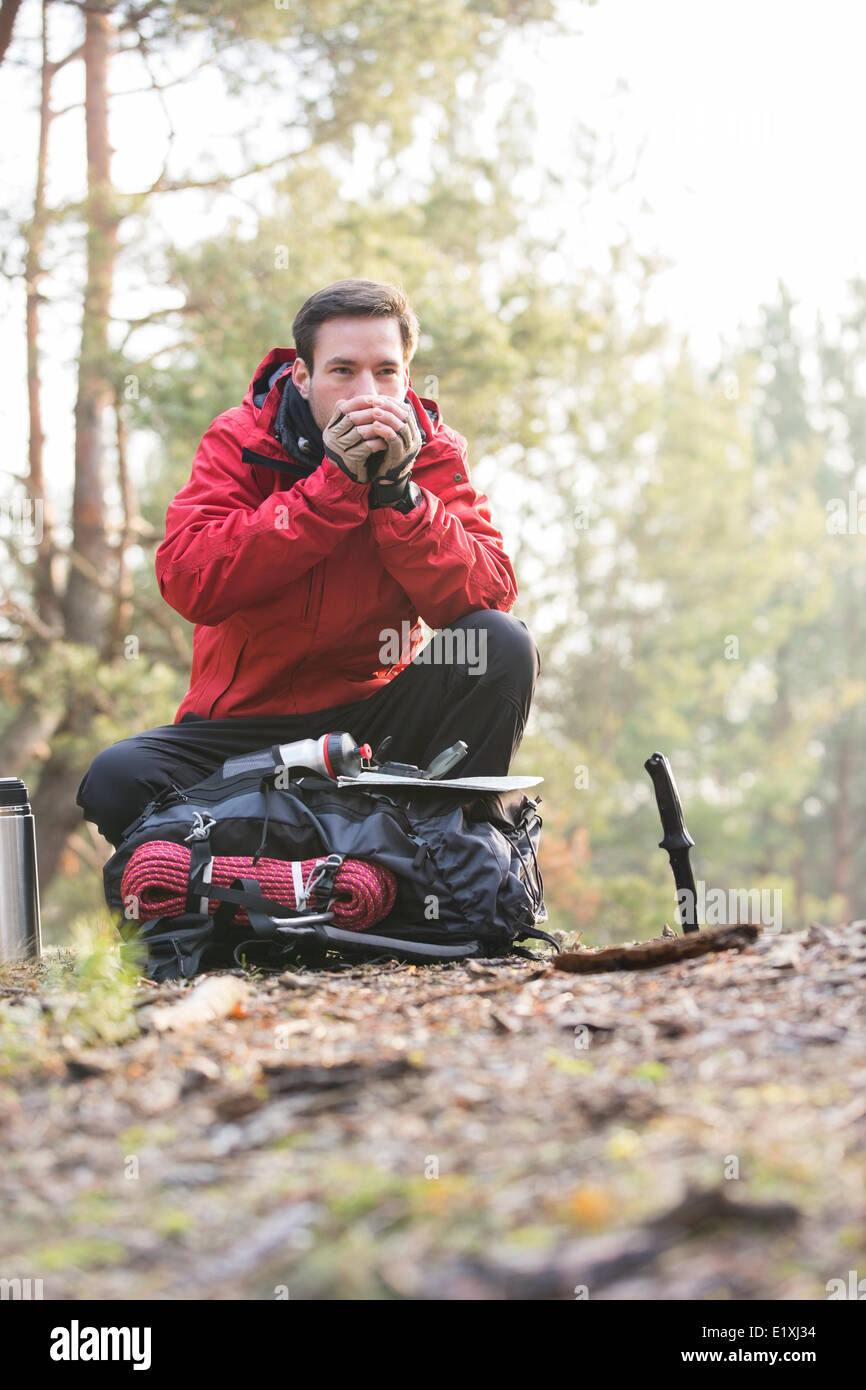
[553,923,760,974]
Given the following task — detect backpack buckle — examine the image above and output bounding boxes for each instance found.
[298,852,344,910]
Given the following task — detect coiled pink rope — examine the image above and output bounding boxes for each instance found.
[121,841,397,930]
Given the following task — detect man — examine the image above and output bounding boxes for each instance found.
[77,278,541,848]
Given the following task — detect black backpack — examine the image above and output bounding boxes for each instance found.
[103,757,555,981]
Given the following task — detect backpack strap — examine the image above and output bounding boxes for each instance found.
[195,876,335,931]
[515,925,561,952]
[270,920,481,962]
[197,871,482,963]
[185,835,216,915]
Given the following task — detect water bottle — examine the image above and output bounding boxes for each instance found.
[222,733,372,780]
[0,778,42,963]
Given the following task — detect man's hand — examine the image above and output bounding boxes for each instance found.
[365,407,422,508]
[323,395,414,485]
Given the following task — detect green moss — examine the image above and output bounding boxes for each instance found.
[631,1061,670,1081]
[325,1167,403,1220]
[31,1238,127,1271]
[501,1224,559,1250]
[267,1130,314,1151]
[68,1192,120,1223]
[151,1208,194,1237]
[118,1123,177,1151]
[544,1047,594,1076]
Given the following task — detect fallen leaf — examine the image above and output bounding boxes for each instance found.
[490,1011,522,1034]
[564,1185,615,1227]
[149,975,254,1033]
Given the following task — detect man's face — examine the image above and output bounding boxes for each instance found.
[291,315,410,431]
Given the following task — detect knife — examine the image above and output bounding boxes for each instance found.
[644,751,700,933]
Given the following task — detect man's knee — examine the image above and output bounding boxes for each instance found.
[77,739,161,845]
[450,608,541,685]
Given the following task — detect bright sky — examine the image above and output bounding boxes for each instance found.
[523,0,866,354]
[2,0,866,508]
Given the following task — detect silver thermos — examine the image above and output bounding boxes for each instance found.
[0,778,42,963]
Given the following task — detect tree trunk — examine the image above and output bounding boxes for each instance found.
[830,576,857,920]
[32,691,114,895]
[26,0,63,634]
[0,0,23,67]
[0,4,65,777]
[0,700,65,776]
[792,832,805,931]
[108,392,135,650]
[832,729,852,920]
[35,4,120,895]
[63,2,116,647]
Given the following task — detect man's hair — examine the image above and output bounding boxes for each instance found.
[292,278,420,371]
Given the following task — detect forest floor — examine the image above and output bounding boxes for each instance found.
[0,919,864,1301]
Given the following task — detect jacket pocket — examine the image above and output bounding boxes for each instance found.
[203,626,248,718]
[302,562,325,627]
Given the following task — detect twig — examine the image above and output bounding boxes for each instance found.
[0,583,61,640]
[553,924,760,974]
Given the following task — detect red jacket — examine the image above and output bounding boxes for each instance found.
[156,347,518,720]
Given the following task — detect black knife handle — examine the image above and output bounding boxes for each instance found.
[644,751,695,852]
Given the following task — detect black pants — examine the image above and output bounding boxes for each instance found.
[76,609,541,848]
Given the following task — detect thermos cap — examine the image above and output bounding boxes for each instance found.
[0,778,29,808]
